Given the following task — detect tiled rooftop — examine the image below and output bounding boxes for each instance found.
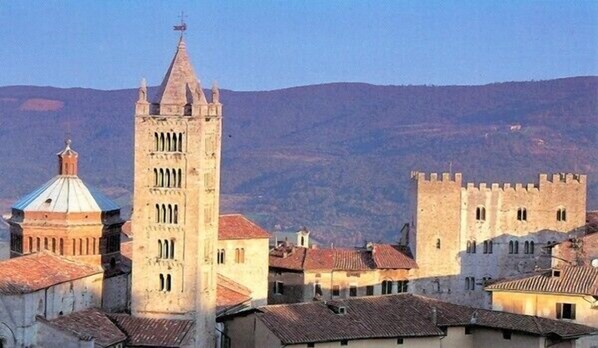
[253,294,598,345]
[269,243,416,271]
[0,252,102,295]
[486,266,598,296]
[217,274,252,315]
[40,308,126,347]
[108,313,194,347]
[218,214,271,240]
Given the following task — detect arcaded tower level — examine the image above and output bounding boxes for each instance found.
[130,37,222,348]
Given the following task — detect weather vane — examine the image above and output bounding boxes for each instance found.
[173,11,187,38]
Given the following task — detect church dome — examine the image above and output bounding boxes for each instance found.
[12,140,119,214]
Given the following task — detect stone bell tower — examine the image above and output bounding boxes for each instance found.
[130,36,222,348]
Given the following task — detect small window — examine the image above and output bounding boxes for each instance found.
[307,344,315,348]
[349,285,357,297]
[397,338,404,345]
[217,249,225,264]
[556,302,576,320]
[502,330,512,340]
[556,208,567,222]
[314,282,322,296]
[382,280,393,295]
[472,240,476,253]
[517,208,527,221]
[366,285,374,296]
[397,280,408,293]
[274,281,284,295]
[436,238,441,249]
[466,241,472,253]
[529,241,534,254]
[509,241,514,254]
[465,326,472,335]
[514,241,519,254]
[476,206,486,221]
[524,241,529,254]
[488,240,493,254]
[332,285,340,297]
[340,340,348,346]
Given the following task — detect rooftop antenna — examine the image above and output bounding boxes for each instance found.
[173,11,188,39]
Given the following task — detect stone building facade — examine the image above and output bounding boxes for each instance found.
[268,243,416,304]
[409,172,587,308]
[130,37,222,348]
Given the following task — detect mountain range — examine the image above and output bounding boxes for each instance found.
[0,76,596,246]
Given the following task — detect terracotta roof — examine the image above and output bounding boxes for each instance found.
[254,294,597,345]
[371,244,418,269]
[108,313,194,347]
[218,214,271,240]
[40,308,126,347]
[153,39,206,106]
[269,244,417,271]
[486,266,598,296]
[0,252,103,295]
[217,274,252,315]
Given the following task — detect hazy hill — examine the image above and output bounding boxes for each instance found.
[0,77,596,246]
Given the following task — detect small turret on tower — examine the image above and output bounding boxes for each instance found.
[211,81,220,104]
[57,139,78,176]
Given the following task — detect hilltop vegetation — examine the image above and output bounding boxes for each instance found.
[0,77,596,246]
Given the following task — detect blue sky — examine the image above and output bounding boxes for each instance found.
[0,1,596,91]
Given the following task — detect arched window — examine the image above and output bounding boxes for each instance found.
[165,169,171,188]
[160,133,165,151]
[235,248,240,263]
[161,204,166,223]
[436,238,441,249]
[159,274,165,291]
[59,239,64,255]
[158,240,163,258]
[154,132,159,151]
[154,168,158,186]
[155,204,160,223]
[241,248,245,263]
[476,207,486,221]
[172,134,178,152]
[164,240,169,259]
[79,239,83,255]
[170,240,175,259]
[524,241,529,254]
[514,241,519,254]
[37,237,41,252]
[44,237,48,250]
[465,277,470,290]
[166,133,171,152]
[509,241,514,254]
[178,133,183,152]
[488,240,493,254]
[382,280,393,294]
[28,237,33,253]
[557,208,567,222]
[177,169,182,188]
[483,241,488,254]
[472,240,476,253]
[166,274,172,291]
[466,241,472,253]
[173,205,178,224]
[530,241,535,254]
[72,239,76,255]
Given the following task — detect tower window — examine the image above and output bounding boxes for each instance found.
[517,208,527,221]
[529,241,534,254]
[509,241,514,254]
[476,207,486,221]
[514,241,519,254]
[436,238,441,249]
[557,208,567,222]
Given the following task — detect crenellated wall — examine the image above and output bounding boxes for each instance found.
[409,171,587,308]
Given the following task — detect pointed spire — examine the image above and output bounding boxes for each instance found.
[153,38,206,106]
[211,81,220,104]
[57,139,78,176]
[138,78,148,103]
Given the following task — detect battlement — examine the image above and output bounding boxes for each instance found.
[411,172,586,192]
[410,171,462,183]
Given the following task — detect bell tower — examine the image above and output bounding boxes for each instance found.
[130,36,222,348]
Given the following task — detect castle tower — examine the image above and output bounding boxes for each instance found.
[130,37,222,348]
[5,140,123,268]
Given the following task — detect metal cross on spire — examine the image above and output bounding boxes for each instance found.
[173,11,188,39]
